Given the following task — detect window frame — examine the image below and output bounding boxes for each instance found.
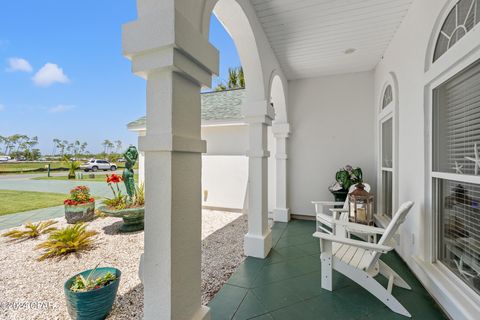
[376,80,398,228]
[423,0,480,304]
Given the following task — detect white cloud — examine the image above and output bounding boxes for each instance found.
[32,63,69,87]
[0,104,5,111]
[6,57,33,72]
[48,104,75,113]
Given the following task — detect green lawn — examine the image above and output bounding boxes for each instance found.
[0,161,132,174]
[33,173,139,182]
[0,190,67,216]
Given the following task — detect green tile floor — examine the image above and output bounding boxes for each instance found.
[208,220,447,320]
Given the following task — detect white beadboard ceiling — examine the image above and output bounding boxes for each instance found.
[251,0,414,80]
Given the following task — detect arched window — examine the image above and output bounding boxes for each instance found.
[382,85,393,109]
[378,81,397,222]
[433,0,480,62]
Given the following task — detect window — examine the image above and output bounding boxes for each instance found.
[382,85,393,109]
[434,0,480,62]
[432,59,480,295]
[379,84,396,220]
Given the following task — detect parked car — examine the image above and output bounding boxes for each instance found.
[0,156,11,162]
[80,159,117,172]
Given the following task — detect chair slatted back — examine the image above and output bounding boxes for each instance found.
[364,201,414,270]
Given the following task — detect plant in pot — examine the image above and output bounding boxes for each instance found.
[64,263,121,320]
[98,146,144,232]
[328,165,363,204]
[64,186,95,224]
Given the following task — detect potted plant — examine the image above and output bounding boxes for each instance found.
[64,186,95,224]
[98,146,144,232]
[64,264,121,320]
[328,165,363,203]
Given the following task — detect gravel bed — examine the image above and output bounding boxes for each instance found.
[0,210,246,320]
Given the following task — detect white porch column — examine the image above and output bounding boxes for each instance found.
[244,100,275,258]
[123,4,218,319]
[272,122,290,222]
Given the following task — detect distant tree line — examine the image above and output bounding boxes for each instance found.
[0,134,40,160]
[0,135,127,161]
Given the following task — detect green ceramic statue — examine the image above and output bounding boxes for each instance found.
[123,146,138,199]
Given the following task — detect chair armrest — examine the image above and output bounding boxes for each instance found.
[329,208,348,213]
[311,201,344,206]
[313,232,392,253]
[332,220,386,235]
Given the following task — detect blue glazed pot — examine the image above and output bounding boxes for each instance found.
[64,267,121,320]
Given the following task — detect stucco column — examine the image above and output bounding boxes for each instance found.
[244,100,275,258]
[272,122,290,222]
[123,4,218,320]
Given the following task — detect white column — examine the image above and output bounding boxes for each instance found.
[272,122,290,222]
[123,4,218,319]
[244,100,275,258]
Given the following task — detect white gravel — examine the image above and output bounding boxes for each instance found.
[0,210,246,320]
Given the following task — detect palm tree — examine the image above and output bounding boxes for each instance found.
[228,68,239,89]
[103,139,113,154]
[238,67,245,88]
[52,138,61,156]
[80,142,88,155]
[115,140,123,153]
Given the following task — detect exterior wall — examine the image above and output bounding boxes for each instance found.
[374,0,480,318]
[203,124,248,155]
[287,71,376,216]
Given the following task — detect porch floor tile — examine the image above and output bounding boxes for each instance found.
[208,220,448,320]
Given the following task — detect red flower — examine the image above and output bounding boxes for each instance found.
[107,174,122,184]
[89,198,95,202]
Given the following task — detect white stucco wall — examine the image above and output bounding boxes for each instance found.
[287,71,376,216]
[374,0,480,318]
[202,124,248,155]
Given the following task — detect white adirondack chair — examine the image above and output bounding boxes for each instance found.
[312,183,371,236]
[313,201,414,317]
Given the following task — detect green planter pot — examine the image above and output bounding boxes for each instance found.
[330,189,349,208]
[98,206,144,232]
[65,202,95,224]
[64,267,121,320]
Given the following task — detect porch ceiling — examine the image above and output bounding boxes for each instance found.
[251,0,414,79]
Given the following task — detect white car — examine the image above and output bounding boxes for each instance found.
[0,156,11,162]
[80,159,117,172]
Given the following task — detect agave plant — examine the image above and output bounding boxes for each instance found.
[2,220,58,240]
[35,223,97,261]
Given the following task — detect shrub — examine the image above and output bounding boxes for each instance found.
[35,223,97,261]
[2,220,58,240]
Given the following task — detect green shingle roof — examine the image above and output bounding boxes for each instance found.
[127,88,245,130]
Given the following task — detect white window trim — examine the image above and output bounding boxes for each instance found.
[421,3,480,315]
[376,79,398,228]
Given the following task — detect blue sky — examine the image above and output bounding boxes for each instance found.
[0,1,240,154]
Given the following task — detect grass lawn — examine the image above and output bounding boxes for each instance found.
[33,173,139,182]
[0,161,132,174]
[0,190,67,216]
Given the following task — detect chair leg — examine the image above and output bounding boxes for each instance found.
[335,260,411,318]
[320,240,333,291]
[379,260,411,290]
